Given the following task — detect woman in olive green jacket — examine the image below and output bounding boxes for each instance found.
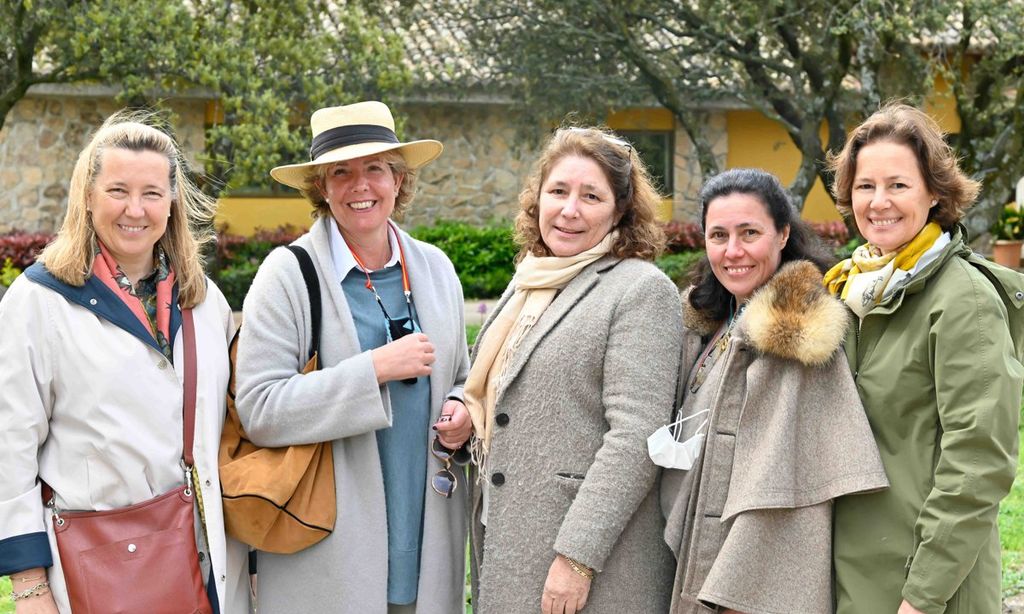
[825,103,1024,614]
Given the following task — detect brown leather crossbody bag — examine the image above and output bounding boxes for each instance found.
[44,309,212,614]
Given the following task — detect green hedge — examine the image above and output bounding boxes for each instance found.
[655,251,704,288]
[409,220,518,299]
[211,221,521,309]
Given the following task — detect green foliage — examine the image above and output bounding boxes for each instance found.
[1000,423,1024,597]
[211,226,304,310]
[1,0,198,130]
[992,202,1024,241]
[0,258,21,287]
[655,251,704,288]
[0,576,10,613]
[449,0,1024,228]
[466,324,482,347]
[217,261,261,312]
[410,220,518,298]
[2,1,411,197]
[190,1,412,196]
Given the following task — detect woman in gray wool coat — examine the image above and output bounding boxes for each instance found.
[465,126,684,614]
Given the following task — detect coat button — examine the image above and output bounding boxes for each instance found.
[198,551,205,562]
[127,543,137,553]
[157,360,168,370]
[205,479,212,487]
[495,413,510,427]
[1016,291,1024,301]
[89,298,98,305]
[491,472,506,487]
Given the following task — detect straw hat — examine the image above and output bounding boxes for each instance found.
[270,101,443,190]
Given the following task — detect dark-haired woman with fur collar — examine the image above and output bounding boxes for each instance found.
[658,169,888,614]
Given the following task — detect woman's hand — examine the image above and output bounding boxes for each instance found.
[371,333,435,384]
[898,599,925,614]
[435,399,472,449]
[541,555,591,614]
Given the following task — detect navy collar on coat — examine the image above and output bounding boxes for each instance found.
[24,261,181,357]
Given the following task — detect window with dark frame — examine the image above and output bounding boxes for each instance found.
[618,130,674,196]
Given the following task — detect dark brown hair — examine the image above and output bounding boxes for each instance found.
[827,103,980,229]
[514,126,666,261]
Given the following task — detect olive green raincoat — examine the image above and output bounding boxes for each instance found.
[834,227,1023,614]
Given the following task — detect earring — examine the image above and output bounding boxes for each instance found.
[931,199,938,207]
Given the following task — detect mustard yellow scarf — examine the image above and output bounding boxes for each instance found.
[824,222,942,317]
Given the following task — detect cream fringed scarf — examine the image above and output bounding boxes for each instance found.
[465,232,617,477]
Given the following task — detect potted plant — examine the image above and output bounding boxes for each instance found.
[991,202,1024,268]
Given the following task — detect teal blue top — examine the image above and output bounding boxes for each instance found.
[341,264,431,605]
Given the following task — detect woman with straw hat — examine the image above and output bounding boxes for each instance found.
[234,101,472,614]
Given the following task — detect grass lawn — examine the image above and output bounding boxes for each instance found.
[1000,421,1024,597]
[466,323,481,347]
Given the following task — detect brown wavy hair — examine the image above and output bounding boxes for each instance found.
[515,126,666,261]
[827,103,980,230]
[301,149,418,221]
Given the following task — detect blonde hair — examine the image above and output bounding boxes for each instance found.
[39,110,216,308]
[515,126,666,261]
[300,149,417,221]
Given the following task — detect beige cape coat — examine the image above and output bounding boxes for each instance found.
[663,260,889,614]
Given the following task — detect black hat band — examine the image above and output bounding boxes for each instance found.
[309,124,399,161]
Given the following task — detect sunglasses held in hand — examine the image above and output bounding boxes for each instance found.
[431,436,469,498]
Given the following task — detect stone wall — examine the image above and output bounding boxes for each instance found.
[672,111,728,221]
[0,95,206,233]
[399,102,542,228]
[1,95,710,235]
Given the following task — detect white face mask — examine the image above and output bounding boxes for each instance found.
[647,408,710,470]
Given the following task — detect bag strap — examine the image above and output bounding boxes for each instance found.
[181,308,197,468]
[285,245,322,362]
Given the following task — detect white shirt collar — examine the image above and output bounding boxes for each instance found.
[327,218,401,285]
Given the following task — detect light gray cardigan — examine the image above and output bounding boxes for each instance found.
[470,256,684,614]
[234,217,470,614]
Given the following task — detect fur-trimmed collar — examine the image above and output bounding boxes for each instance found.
[683,260,849,366]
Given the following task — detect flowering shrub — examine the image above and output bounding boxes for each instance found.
[0,231,54,270]
[662,220,705,253]
[212,225,305,309]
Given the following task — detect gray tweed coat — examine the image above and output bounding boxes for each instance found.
[470,256,684,614]
[234,217,470,614]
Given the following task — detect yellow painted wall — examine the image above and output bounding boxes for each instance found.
[215,197,312,235]
[924,73,961,133]
[725,111,841,222]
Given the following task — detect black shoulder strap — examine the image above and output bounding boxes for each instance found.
[286,245,322,362]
